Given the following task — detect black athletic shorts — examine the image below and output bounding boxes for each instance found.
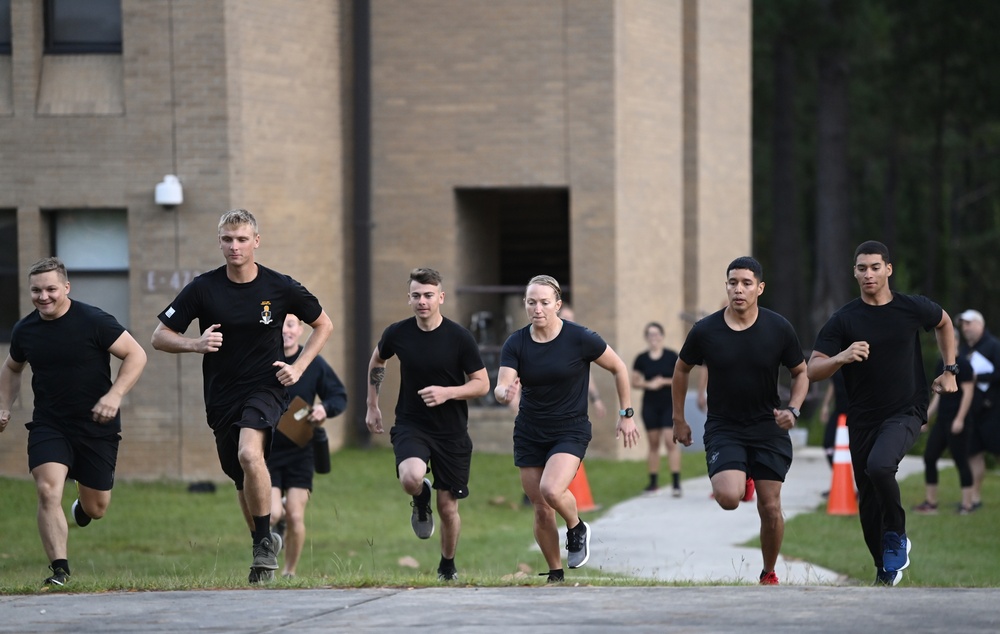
[703,419,793,482]
[267,431,315,491]
[641,403,673,431]
[207,386,288,489]
[390,423,472,499]
[969,405,1000,455]
[513,416,592,468]
[27,422,120,491]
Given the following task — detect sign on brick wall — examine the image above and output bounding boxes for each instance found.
[143,270,204,293]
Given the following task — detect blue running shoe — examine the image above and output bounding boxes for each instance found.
[874,567,902,586]
[882,531,911,572]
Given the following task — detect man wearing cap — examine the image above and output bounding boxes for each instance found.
[957,309,1000,510]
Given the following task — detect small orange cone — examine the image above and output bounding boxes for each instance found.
[569,462,599,512]
[827,413,859,515]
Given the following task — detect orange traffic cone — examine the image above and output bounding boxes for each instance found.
[827,413,859,515]
[569,462,599,512]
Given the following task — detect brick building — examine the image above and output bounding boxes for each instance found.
[0,0,750,480]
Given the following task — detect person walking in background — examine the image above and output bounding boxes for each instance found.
[672,257,808,586]
[955,309,1000,511]
[631,322,682,495]
[913,355,975,515]
[808,240,957,587]
[365,268,489,582]
[267,313,347,578]
[0,257,147,586]
[494,275,639,583]
[152,209,333,584]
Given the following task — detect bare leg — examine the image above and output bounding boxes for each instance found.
[969,452,985,505]
[665,431,682,476]
[282,487,310,576]
[646,429,662,477]
[521,466,561,570]
[755,479,784,573]
[923,483,939,506]
[32,463,69,561]
[710,469,749,510]
[436,489,460,559]
[236,427,272,533]
[397,457,429,497]
[269,487,285,527]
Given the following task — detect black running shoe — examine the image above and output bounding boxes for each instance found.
[566,521,591,569]
[44,566,70,587]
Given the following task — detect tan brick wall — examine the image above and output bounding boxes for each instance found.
[0,0,749,476]
[0,0,346,480]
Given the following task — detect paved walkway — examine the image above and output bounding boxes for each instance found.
[582,445,925,584]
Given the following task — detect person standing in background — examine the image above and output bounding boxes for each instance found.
[632,322,682,496]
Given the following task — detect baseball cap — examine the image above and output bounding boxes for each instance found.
[959,309,984,323]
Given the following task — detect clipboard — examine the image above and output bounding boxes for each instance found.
[276,396,315,447]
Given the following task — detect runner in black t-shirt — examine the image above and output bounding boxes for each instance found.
[631,322,682,495]
[0,258,147,587]
[808,240,958,586]
[152,209,332,584]
[495,275,639,582]
[365,268,489,582]
[672,257,808,586]
[267,313,347,578]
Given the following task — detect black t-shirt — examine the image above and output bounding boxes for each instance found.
[500,320,608,425]
[377,316,485,435]
[157,265,323,412]
[679,308,804,428]
[812,293,942,427]
[633,348,678,412]
[934,357,974,425]
[9,300,126,436]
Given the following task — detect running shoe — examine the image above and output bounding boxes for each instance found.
[410,478,435,539]
[881,531,910,573]
[566,521,591,569]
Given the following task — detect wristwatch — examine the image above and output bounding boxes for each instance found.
[618,407,634,418]
[944,363,960,375]
[786,406,800,419]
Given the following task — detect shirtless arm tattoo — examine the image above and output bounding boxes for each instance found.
[370,367,385,394]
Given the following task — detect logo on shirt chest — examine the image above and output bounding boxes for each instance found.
[260,300,273,325]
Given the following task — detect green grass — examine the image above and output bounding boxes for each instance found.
[0,447,707,594]
[779,465,1000,587]
[3,445,998,593]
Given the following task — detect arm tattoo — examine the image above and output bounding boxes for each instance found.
[370,367,385,394]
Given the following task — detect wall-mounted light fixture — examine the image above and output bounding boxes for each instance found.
[155,175,183,210]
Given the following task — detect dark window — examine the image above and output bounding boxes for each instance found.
[0,210,17,341]
[44,0,122,54]
[0,0,11,55]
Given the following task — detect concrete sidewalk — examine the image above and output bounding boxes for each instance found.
[578,445,925,585]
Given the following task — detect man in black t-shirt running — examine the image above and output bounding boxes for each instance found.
[672,257,808,586]
[0,258,147,587]
[808,240,958,586]
[152,209,333,584]
[365,268,489,582]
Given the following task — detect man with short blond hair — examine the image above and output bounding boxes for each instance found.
[152,209,333,583]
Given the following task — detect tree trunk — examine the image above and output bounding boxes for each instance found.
[811,0,851,336]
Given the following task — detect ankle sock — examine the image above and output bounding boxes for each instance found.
[649,473,658,488]
[672,472,681,489]
[52,559,70,575]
